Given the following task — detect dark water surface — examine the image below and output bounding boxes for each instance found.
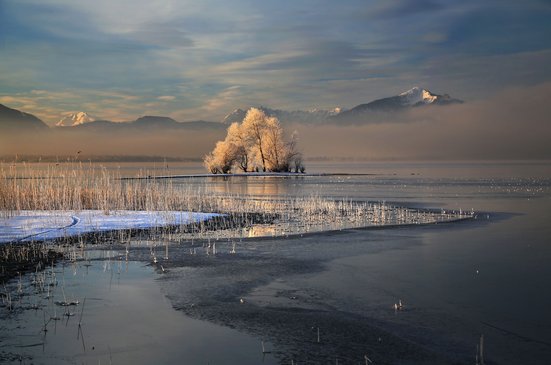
[171,160,551,364]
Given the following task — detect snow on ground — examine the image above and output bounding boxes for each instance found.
[0,210,221,244]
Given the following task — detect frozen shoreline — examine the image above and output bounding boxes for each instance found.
[0,210,221,244]
[0,207,473,245]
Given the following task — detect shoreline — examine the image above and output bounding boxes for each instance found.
[0,212,475,286]
[119,172,378,180]
[0,208,474,246]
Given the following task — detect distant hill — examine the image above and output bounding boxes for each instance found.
[132,115,181,128]
[222,109,248,125]
[61,119,122,132]
[222,106,342,125]
[61,115,226,132]
[130,116,224,130]
[0,103,49,131]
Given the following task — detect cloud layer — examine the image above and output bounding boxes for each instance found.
[0,0,550,124]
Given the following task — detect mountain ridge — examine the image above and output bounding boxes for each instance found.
[222,87,463,125]
[56,115,226,133]
[1,87,463,132]
[338,87,463,117]
[0,103,49,131]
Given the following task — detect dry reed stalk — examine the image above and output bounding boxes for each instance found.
[1,162,473,244]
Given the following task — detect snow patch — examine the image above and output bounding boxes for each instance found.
[56,112,96,127]
[0,210,221,243]
[399,87,438,105]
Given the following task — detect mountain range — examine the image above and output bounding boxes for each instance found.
[0,87,463,132]
[222,106,343,125]
[0,109,225,133]
[222,87,462,125]
[57,115,225,133]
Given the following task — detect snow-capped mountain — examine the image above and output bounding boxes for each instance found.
[399,87,438,105]
[333,87,463,123]
[349,87,462,112]
[56,112,96,127]
[222,109,248,125]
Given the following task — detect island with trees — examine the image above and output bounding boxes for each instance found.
[204,108,304,174]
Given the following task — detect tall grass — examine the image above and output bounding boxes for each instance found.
[0,162,187,214]
[0,162,473,239]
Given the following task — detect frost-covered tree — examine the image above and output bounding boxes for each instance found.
[204,108,305,173]
[203,140,238,174]
[263,116,287,172]
[241,108,269,172]
[225,122,249,172]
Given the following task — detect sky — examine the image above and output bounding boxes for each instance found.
[0,0,550,125]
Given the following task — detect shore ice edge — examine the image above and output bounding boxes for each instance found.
[0,210,221,243]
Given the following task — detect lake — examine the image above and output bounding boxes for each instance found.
[2,160,550,364]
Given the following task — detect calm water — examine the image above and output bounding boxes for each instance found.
[319,162,551,363]
[175,160,551,363]
[2,160,551,364]
[0,252,279,365]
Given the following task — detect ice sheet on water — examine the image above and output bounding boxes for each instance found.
[0,210,221,243]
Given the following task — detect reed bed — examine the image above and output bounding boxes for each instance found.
[0,162,190,214]
[0,243,62,284]
[1,162,473,244]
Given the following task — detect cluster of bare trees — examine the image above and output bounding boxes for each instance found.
[204,108,304,174]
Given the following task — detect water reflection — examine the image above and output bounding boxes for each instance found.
[205,176,298,196]
[245,225,277,238]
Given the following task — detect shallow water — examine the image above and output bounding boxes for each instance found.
[2,160,551,364]
[0,253,278,364]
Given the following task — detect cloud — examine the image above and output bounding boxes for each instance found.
[157,95,176,102]
[118,21,194,48]
[421,32,448,44]
[367,0,445,19]
[177,85,245,121]
[415,49,551,100]
[0,0,550,123]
